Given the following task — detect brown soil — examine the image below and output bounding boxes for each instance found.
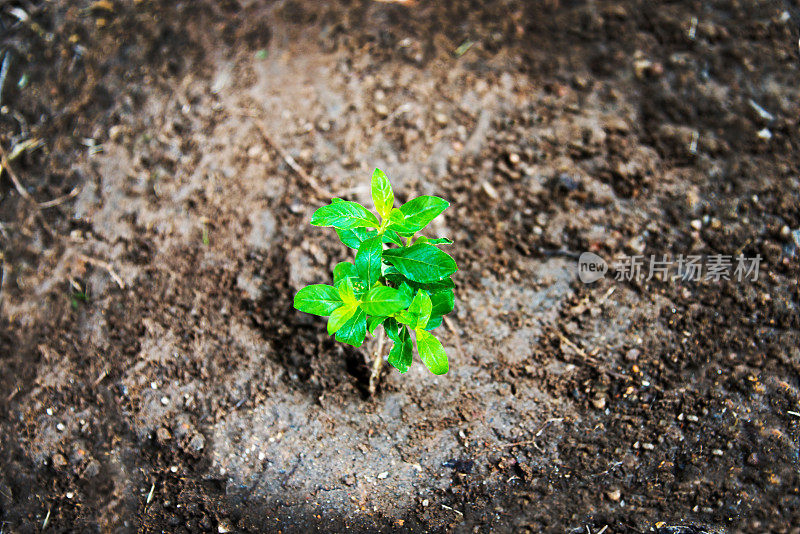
[1,1,799,533]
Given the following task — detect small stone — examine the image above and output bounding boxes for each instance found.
[746,452,759,466]
[160,396,170,406]
[377,471,389,479]
[46,408,54,416]
[592,396,606,410]
[625,349,640,362]
[634,59,653,79]
[690,219,702,231]
[150,382,158,389]
[508,153,520,165]
[188,433,205,452]
[66,492,74,499]
[218,520,233,533]
[374,103,390,117]
[434,112,448,125]
[606,488,621,502]
[342,474,356,486]
[247,145,263,158]
[56,422,66,432]
[156,428,172,443]
[780,225,791,239]
[69,446,88,465]
[422,499,430,507]
[84,459,101,478]
[482,181,499,200]
[756,128,772,140]
[52,454,68,469]
[170,465,178,473]
[109,125,124,142]
[642,443,655,451]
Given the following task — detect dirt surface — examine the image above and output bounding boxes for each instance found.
[1,1,799,532]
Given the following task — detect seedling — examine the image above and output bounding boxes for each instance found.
[293,168,457,378]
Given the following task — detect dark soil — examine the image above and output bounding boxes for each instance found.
[1,1,799,533]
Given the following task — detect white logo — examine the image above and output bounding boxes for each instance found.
[578,252,608,284]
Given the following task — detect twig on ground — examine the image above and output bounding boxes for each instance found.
[373,103,412,134]
[0,142,56,236]
[0,142,35,203]
[590,461,623,478]
[240,111,334,199]
[441,504,463,516]
[501,418,564,447]
[368,326,385,397]
[92,369,108,388]
[556,331,598,363]
[0,51,10,107]
[77,253,125,289]
[443,316,465,361]
[597,286,615,305]
[39,186,80,208]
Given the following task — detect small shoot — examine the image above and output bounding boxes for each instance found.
[294,168,457,376]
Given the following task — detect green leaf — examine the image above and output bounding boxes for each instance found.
[419,277,455,291]
[333,262,356,284]
[424,315,443,330]
[384,317,400,341]
[355,236,383,288]
[294,285,342,316]
[311,200,379,229]
[415,329,448,375]
[393,309,417,327]
[361,285,412,316]
[336,307,367,347]
[429,289,455,316]
[385,208,414,236]
[384,270,455,292]
[381,230,403,246]
[387,326,413,373]
[407,290,432,329]
[328,304,356,335]
[336,227,378,249]
[382,243,457,283]
[399,196,449,233]
[367,315,388,334]
[336,277,358,306]
[415,236,453,246]
[398,282,414,302]
[371,168,394,219]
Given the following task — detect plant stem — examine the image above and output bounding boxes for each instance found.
[368,325,385,397]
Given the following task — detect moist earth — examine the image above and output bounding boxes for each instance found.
[1,1,799,533]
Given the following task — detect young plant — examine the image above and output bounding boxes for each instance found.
[293,168,457,375]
